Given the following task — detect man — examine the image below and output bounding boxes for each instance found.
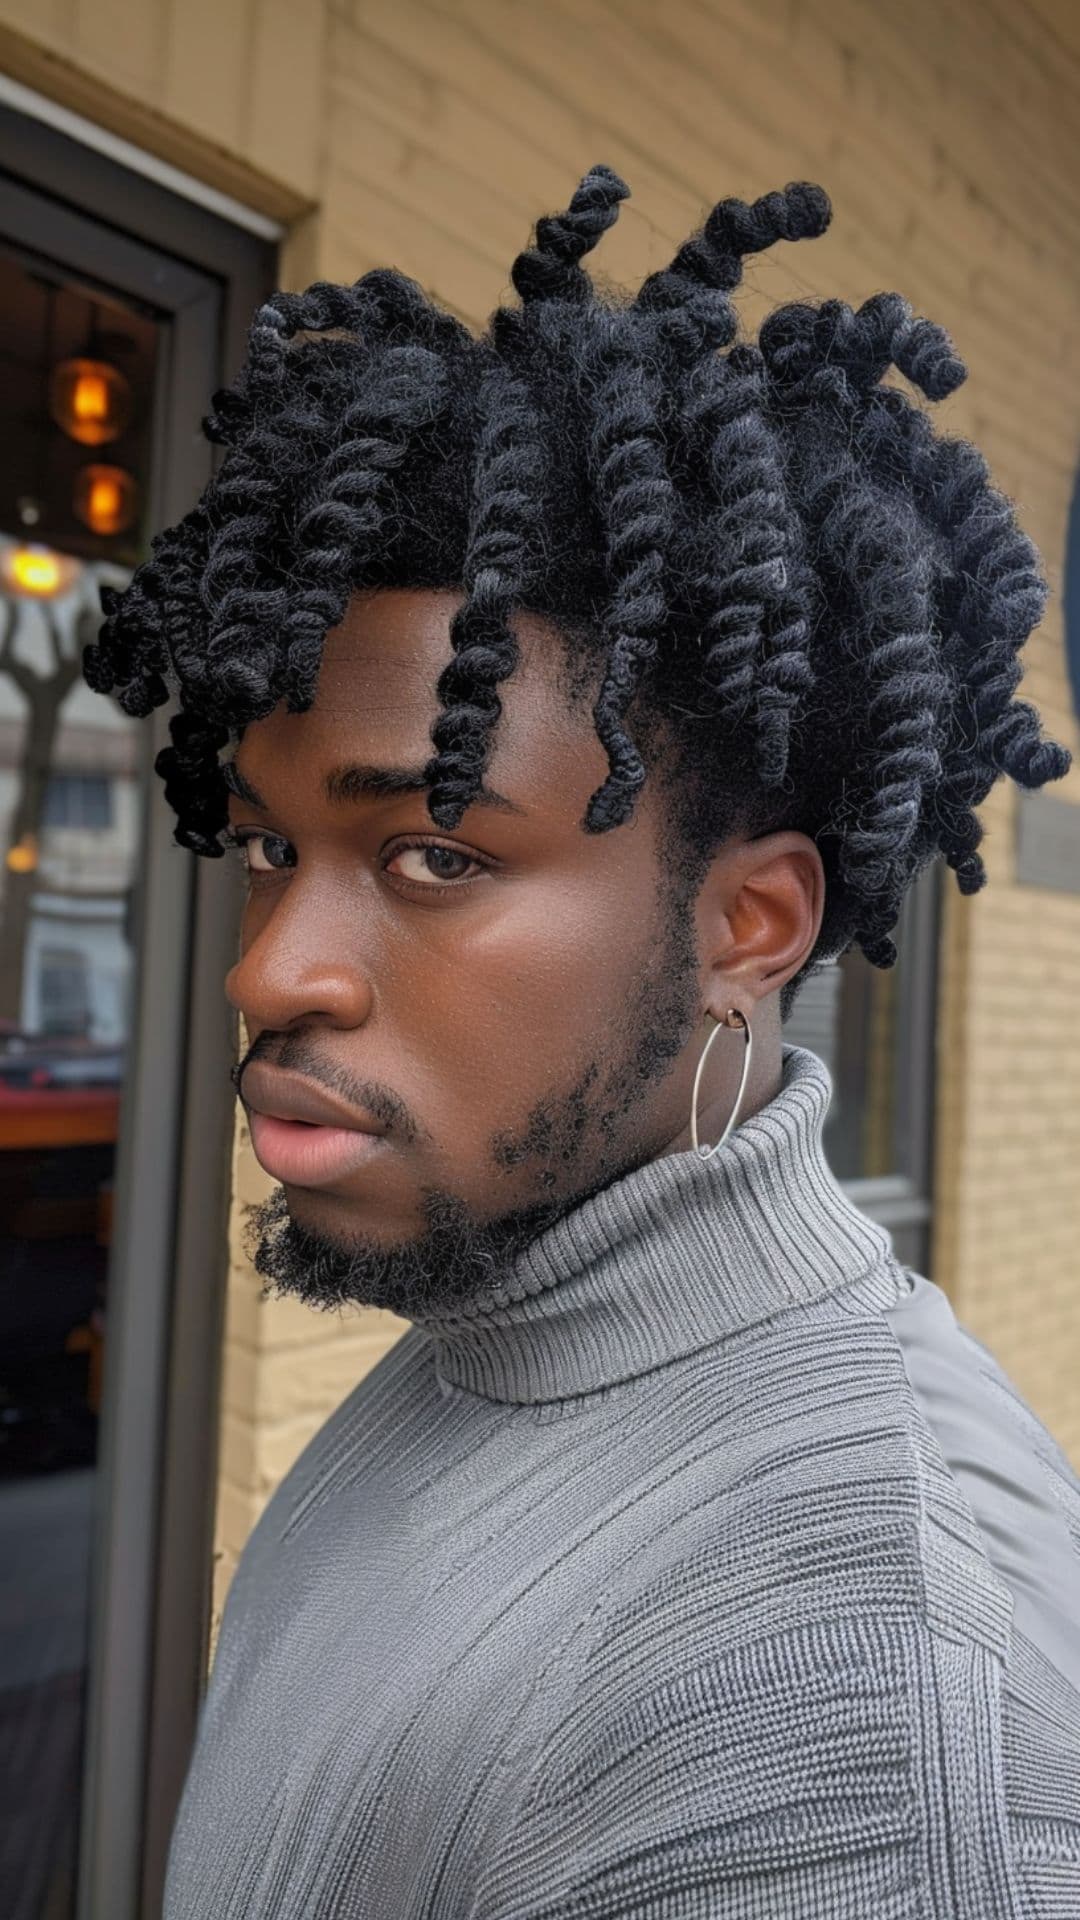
[86,171,1079,1916]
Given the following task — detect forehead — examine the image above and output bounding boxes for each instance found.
[317,586,575,729]
[232,586,612,815]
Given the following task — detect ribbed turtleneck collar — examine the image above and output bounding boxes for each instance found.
[420,1043,898,1405]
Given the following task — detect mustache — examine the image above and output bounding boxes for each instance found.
[231,1032,420,1143]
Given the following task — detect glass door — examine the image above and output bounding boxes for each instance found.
[0,109,274,1920]
[0,242,160,1920]
[784,860,942,1270]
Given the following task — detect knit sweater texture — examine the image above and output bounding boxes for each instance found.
[165,1043,1080,1918]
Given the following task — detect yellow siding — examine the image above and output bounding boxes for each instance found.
[0,0,324,217]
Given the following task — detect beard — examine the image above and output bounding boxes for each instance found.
[241,880,701,1321]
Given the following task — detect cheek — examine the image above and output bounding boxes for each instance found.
[402,875,653,1101]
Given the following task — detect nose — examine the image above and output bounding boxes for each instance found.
[224,890,375,1033]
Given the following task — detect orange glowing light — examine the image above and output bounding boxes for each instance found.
[49,357,132,446]
[5,834,38,874]
[0,543,80,598]
[11,547,61,594]
[74,372,109,424]
[74,463,137,537]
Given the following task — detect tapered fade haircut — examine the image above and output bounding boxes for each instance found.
[83,169,1071,1021]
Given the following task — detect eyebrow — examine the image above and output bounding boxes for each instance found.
[221,756,526,817]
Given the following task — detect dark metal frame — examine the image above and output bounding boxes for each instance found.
[1067,463,1080,728]
[0,105,275,1920]
[843,857,943,1271]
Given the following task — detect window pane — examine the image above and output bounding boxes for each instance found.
[43,772,113,830]
[784,875,927,1188]
[38,947,92,1035]
[0,241,160,1919]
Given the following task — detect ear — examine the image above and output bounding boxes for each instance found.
[695,830,826,1016]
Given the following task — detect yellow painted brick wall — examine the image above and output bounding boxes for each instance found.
[5,0,1078,1639]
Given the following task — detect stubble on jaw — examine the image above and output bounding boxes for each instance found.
[241,872,703,1321]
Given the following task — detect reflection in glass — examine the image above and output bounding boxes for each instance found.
[0,552,138,1918]
[784,898,915,1185]
[1,239,158,1919]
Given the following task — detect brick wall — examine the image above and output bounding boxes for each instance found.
[3,0,1077,1647]
[214,1084,406,1614]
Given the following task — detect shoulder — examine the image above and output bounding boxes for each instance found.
[881,1270,1080,1657]
[221,1322,434,1611]
[497,1510,1008,1919]
[490,1284,1080,1917]
[496,1591,1004,1918]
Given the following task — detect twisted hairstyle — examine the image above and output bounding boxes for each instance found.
[84,168,1072,1019]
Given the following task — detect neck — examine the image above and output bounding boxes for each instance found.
[416,1042,898,1405]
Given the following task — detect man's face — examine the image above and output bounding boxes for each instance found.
[224,588,711,1318]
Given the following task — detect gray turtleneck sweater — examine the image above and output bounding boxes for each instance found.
[166,1044,1080,1917]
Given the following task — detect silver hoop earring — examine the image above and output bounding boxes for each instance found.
[689,1008,752,1161]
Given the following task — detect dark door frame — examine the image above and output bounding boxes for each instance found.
[0,104,276,1920]
[1067,464,1080,729]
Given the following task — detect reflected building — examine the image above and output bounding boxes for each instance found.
[0,549,138,1050]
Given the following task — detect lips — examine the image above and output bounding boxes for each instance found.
[239,1063,389,1189]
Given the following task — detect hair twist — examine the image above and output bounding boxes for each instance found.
[81,169,1072,1020]
[423,365,548,828]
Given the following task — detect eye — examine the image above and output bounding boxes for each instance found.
[385,840,486,888]
[223,828,296,873]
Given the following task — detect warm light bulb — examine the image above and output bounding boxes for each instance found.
[0,543,80,598]
[49,357,132,446]
[6,834,38,874]
[74,372,109,425]
[14,548,61,593]
[73,463,138,536]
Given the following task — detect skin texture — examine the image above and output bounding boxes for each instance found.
[224,588,826,1316]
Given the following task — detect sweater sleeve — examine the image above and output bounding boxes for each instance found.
[481,1602,1027,1920]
